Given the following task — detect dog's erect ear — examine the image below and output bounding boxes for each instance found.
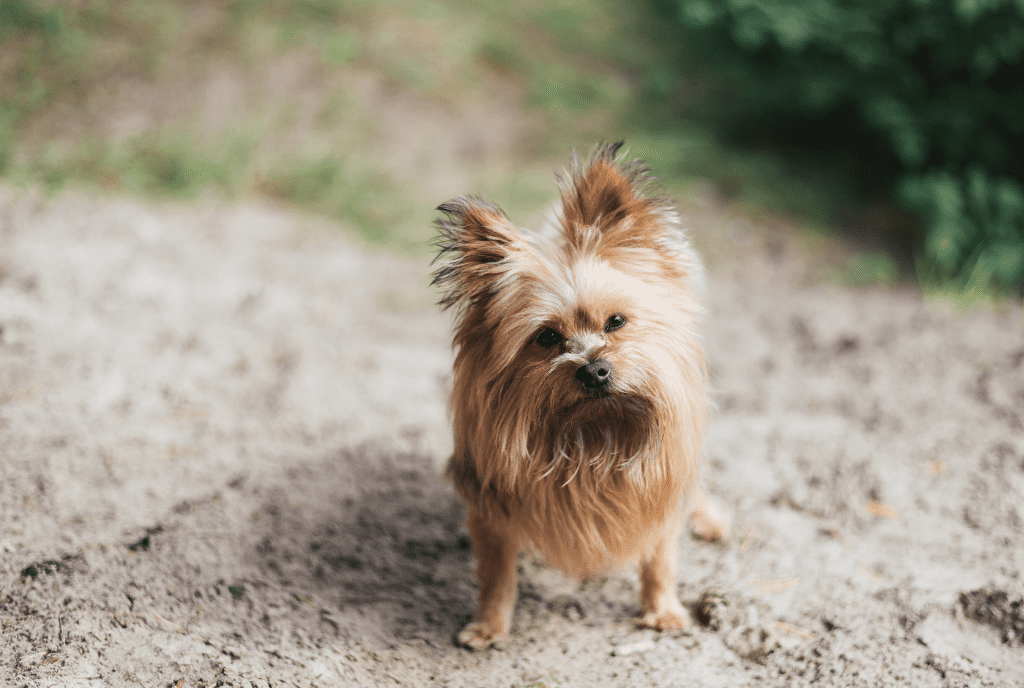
[431,196,529,311]
[557,142,697,281]
[558,141,674,254]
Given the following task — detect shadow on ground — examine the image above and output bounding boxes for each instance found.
[238,446,475,648]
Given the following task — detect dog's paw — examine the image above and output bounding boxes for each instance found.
[690,499,730,541]
[456,621,508,650]
[637,602,692,631]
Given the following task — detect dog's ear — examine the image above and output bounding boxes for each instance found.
[559,141,647,244]
[558,141,693,279]
[431,196,529,312]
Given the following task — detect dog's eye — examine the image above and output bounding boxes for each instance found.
[535,328,562,348]
[604,314,626,332]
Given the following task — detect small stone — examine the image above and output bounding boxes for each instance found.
[612,640,655,656]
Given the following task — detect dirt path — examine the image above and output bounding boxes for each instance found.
[1,185,1022,687]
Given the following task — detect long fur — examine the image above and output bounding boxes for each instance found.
[433,142,708,579]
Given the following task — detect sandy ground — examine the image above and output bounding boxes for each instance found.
[1,184,1023,687]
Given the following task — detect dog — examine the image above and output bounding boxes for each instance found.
[432,142,727,650]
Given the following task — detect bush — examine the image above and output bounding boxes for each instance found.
[664,0,1024,292]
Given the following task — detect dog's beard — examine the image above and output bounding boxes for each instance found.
[538,392,660,483]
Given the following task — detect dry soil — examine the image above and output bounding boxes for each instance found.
[1,185,1023,687]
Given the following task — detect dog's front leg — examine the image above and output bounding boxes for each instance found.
[457,508,519,650]
[637,516,690,630]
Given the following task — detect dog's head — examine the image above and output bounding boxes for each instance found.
[433,142,706,476]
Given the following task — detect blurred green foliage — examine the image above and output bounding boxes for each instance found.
[0,0,68,169]
[0,0,648,249]
[5,0,1017,288]
[0,0,426,245]
[665,0,1024,292]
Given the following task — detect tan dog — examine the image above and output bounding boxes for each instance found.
[432,142,727,650]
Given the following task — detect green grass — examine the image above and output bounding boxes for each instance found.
[13,131,249,195]
[0,0,878,264]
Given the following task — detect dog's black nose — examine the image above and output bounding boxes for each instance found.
[575,359,613,390]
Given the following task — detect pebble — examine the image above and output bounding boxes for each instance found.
[611,640,655,656]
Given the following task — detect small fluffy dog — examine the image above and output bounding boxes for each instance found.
[432,142,727,650]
